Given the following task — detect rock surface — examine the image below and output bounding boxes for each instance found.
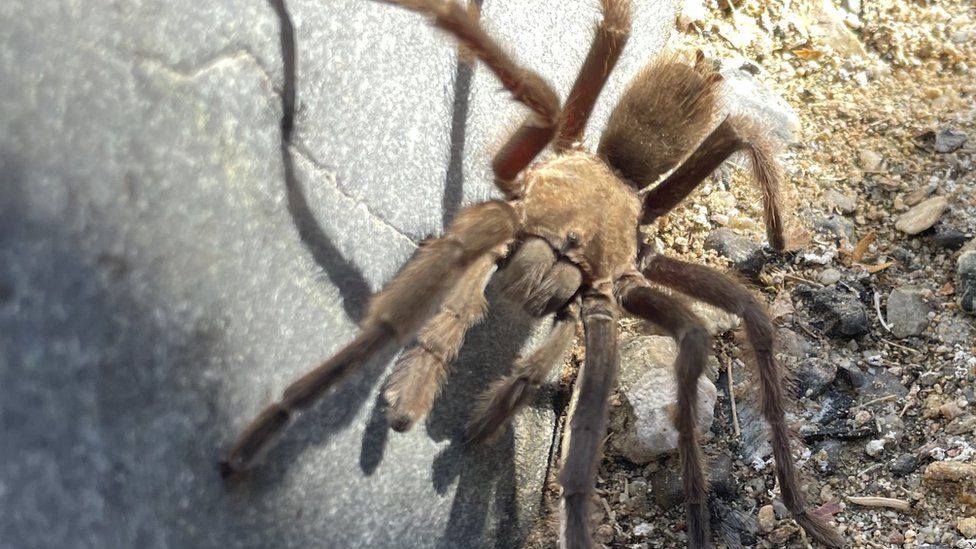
[886,286,930,338]
[0,1,678,547]
[611,336,719,464]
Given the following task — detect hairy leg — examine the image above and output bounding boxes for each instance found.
[616,274,712,547]
[380,0,560,197]
[559,291,618,549]
[555,0,632,150]
[221,201,519,476]
[384,253,498,432]
[466,300,579,443]
[641,255,844,548]
[641,114,786,250]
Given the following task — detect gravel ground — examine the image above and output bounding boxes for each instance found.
[529,0,976,547]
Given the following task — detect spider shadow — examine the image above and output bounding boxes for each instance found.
[228,0,392,489]
[425,283,537,549]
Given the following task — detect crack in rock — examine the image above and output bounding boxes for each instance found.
[134,47,280,94]
[291,142,418,248]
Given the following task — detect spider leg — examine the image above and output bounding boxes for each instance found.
[380,0,560,197]
[615,274,712,548]
[221,201,519,476]
[466,300,579,443]
[383,253,498,432]
[559,291,618,549]
[555,0,632,150]
[641,114,786,250]
[640,254,845,549]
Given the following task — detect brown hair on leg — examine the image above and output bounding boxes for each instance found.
[616,275,712,546]
[641,255,845,548]
[555,0,633,150]
[384,253,498,432]
[220,201,519,477]
[640,114,787,250]
[467,301,579,443]
[379,0,561,196]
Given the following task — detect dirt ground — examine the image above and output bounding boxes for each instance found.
[530,0,976,547]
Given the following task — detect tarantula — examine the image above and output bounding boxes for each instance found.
[221,1,845,547]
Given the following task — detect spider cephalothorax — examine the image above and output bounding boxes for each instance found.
[221,1,845,547]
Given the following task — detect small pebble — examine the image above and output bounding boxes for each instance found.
[866,439,886,457]
[859,149,884,171]
[632,523,653,537]
[767,525,798,544]
[819,268,842,285]
[940,401,964,421]
[890,454,920,476]
[593,524,614,544]
[824,189,857,214]
[924,461,976,482]
[853,409,872,427]
[931,226,969,249]
[758,504,776,533]
[895,196,949,235]
[934,129,968,153]
[958,517,976,539]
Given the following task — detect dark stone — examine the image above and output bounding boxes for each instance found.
[709,453,737,499]
[650,467,685,510]
[813,439,845,476]
[930,225,970,250]
[795,358,839,397]
[706,228,762,266]
[890,454,920,476]
[795,284,870,338]
[958,250,976,314]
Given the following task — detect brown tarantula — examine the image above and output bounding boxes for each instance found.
[221,1,845,547]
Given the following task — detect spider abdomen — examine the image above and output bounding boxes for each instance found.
[516,151,641,285]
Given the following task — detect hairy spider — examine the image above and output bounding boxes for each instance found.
[221,1,845,547]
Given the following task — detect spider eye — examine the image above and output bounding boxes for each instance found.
[565,232,581,248]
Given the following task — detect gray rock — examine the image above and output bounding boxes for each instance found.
[857,369,909,401]
[887,287,931,338]
[688,299,740,338]
[720,62,801,144]
[812,439,844,476]
[824,189,857,214]
[958,250,976,314]
[813,214,857,241]
[611,336,718,464]
[706,228,762,266]
[934,129,968,153]
[795,285,870,338]
[0,0,678,547]
[795,358,839,397]
[819,268,843,285]
[890,454,921,476]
